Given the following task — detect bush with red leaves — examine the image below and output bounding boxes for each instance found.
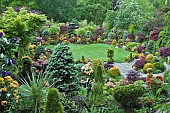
[159,47,170,57]
[149,27,161,41]
[133,59,147,69]
[137,32,145,42]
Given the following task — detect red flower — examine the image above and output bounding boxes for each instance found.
[146,78,152,88]
[156,76,163,81]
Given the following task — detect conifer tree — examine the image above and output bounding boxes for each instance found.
[44,88,64,113]
[45,43,80,96]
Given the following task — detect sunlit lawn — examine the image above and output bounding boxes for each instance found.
[47,44,130,63]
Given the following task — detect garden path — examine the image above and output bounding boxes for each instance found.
[114,60,170,78]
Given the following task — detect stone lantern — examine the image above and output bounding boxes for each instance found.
[68,22,79,37]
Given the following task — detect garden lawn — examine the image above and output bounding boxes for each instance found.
[47,44,130,63]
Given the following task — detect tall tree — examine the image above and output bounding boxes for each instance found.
[36,0,77,22]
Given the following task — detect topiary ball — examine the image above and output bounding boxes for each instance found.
[108,67,121,78]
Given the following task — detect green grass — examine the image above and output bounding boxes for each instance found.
[46,44,130,63]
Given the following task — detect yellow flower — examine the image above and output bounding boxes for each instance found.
[6,78,13,82]
[14,90,18,93]
[13,93,17,97]
[1,82,5,85]
[0,78,4,81]
[1,87,7,92]
[1,101,8,106]
[10,83,14,87]
[4,76,11,79]
[13,81,19,88]
[0,29,5,37]
[15,96,19,103]
[15,99,18,103]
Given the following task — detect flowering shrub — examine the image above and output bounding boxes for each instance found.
[81,62,94,76]
[0,76,19,112]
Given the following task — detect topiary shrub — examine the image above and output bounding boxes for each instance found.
[146,54,154,63]
[108,67,121,78]
[126,70,142,83]
[107,48,114,64]
[113,84,145,111]
[44,88,64,113]
[45,43,80,96]
[143,63,154,73]
[33,46,47,61]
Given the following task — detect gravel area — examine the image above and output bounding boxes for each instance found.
[114,60,170,78]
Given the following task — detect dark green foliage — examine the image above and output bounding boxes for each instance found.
[146,40,154,54]
[42,29,51,40]
[19,56,32,79]
[154,62,166,72]
[113,84,145,110]
[33,46,47,61]
[45,43,80,96]
[44,88,64,113]
[36,0,77,22]
[49,40,56,45]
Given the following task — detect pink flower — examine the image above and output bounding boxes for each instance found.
[87,58,92,62]
[105,82,115,88]
[45,81,49,87]
[36,70,39,73]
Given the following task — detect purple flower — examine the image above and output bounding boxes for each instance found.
[2,71,11,76]
[11,59,16,64]
[14,52,18,59]
[13,38,18,43]
[14,7,20,12]
[0,32,3,38]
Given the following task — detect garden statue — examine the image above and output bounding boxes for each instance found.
[85,78,92,97]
